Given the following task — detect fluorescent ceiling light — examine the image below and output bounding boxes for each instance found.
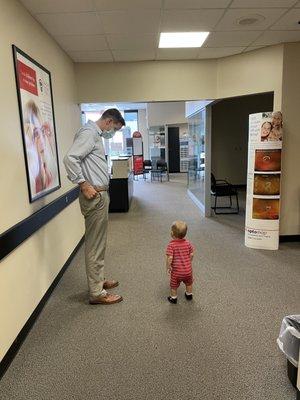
[159,32,209,48]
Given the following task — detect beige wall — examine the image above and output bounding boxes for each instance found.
[0,0,83,361]
[280,42,300,235]
[75,45,284,108]
[75,60,217,103]
[216,45,284,110]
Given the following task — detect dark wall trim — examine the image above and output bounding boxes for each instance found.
[0,236,84,381]
[0,186,79,262]
[279,235,300,243]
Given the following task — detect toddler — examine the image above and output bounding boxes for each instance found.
[166,221,194,304]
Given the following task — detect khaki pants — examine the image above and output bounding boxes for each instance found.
[79,191,109,297]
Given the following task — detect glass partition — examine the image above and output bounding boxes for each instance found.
[187,108,206,208]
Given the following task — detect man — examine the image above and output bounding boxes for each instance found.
[64,109,125,305]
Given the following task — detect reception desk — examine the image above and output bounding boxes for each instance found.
[109,157,133,212]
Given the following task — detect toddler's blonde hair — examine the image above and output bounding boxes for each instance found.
[171,220,187,239]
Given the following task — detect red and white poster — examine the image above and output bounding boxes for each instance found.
[132,131,143,156]
[245,111,283,250]
[133,155,144,175]
[13,46,60,203]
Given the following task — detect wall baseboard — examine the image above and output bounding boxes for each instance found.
[0,236,84,381]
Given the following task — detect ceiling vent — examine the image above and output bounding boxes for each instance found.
[237,14,265,26]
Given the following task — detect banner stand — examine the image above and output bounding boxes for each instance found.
[245,111,283,250]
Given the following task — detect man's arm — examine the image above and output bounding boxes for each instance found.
[63,130,97,199]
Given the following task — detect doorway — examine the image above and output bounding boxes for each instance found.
[168,126,180,173]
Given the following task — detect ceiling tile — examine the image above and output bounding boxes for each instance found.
[100,10,161,34]
[107,34,157,50]
[94,0,162,10]
[161,9,225,31]
[198,47,245,59]
[35,12,103,36]
[156,48,200,60]
[54,35,108,51]
[252,30,300,45]
[164,0,231,8]
[205,31,262,47]
[230,0,296,7]
[112,49,156,62]
[216,8,287,31]
[270,9,300,30]
[19,0,95,14]
[68,50,113,62]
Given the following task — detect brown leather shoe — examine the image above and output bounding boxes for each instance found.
[89,293,123,305]
[103,280,119,290]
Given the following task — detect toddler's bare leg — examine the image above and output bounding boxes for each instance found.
[167,288,178,304]
[186,284,193,294]
[185,284,193,300]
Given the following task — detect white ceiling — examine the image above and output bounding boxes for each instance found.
[19,0,300,62]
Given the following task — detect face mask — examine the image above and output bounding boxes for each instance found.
[102,129,115,140]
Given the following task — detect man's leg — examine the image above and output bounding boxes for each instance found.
[79,191,109,297]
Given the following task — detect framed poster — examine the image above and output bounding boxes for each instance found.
[12,45,61,203]
[245,111,283,250]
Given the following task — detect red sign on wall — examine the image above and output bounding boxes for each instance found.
[17,60,38,96]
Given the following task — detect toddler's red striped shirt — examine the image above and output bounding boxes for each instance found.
[166,239,194,276]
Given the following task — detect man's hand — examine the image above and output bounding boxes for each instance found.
[80,182,98,200]
[167,267,172,275]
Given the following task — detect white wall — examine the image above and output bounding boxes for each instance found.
[185,100,213,117]
[146,101,186,127]
[0,0,83,361]
[138,109,149,160]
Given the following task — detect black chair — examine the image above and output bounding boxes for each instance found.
[143,160,152,180]
[151,160,169,182]
[211,173,239,214]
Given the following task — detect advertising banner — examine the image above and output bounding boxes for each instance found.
[245,111,283,250]
[132,131,143,156]
[133,155,144,175]
[12,46,60,203]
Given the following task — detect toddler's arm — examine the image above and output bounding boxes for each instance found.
[166,255,173,274]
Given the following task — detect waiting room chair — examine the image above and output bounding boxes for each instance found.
[211,173,239,214]
[151,160,169,182]
[143,160,152,180]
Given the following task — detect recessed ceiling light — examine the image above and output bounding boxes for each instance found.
[237,14,265,26]
[159,32,209,48]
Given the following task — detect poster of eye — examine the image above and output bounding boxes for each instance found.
[12,45,60,203]
[245,111,283,250]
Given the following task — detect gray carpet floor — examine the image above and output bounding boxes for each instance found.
[1,174,299,400]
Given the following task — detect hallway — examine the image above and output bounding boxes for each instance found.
[1,175,299,400]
